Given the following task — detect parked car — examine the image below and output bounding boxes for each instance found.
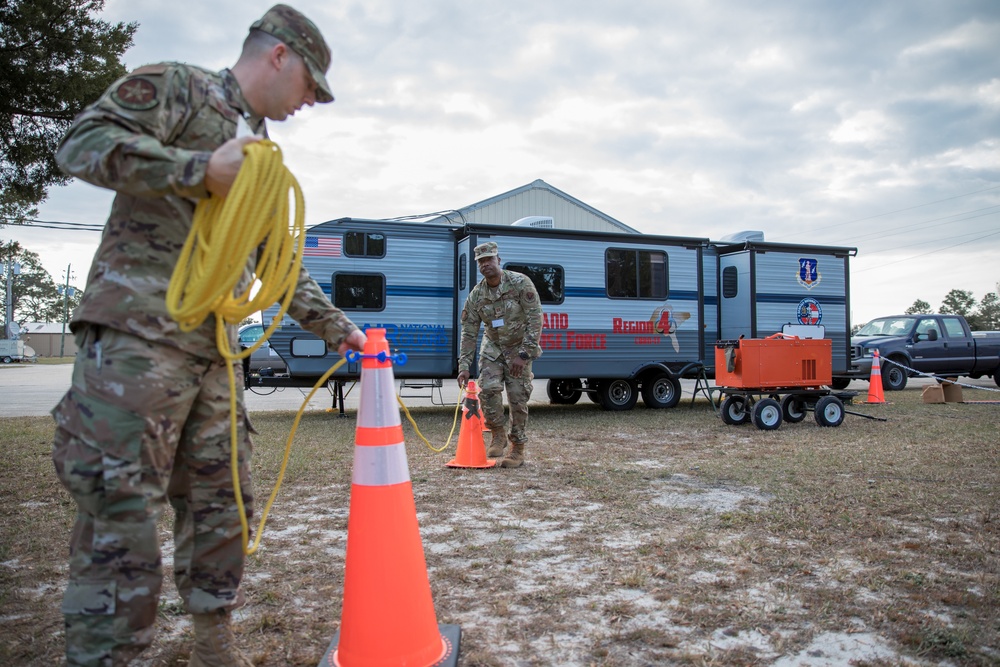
[238,323,287,373]
[836,314,1000,390]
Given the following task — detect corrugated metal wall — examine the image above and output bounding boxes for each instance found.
[460,183,633,233]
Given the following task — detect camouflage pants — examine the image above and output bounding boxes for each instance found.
[51,326,254,666]
[477,355,533,445]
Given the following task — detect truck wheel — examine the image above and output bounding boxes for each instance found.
[641,373,681,409]
[814,395,845,427]
[751,398,783,430]
[547,379,582,405]
[599,379,638,411]
[829,377,851,390]
[720,396,750,425]
[881,358,908,391]
[780,395,807,423]
[1,356,11,364]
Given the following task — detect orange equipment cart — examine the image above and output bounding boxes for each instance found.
[713,333,850,430]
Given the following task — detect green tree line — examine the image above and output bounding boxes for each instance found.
[902,286,1000,331]
[1,241,82,329]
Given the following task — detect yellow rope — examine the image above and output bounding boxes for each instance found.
[166,139,462,554]
[166,140,331,555]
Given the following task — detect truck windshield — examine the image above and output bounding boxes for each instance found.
[856,317,916,336]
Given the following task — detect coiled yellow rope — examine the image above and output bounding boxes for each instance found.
[166,139,462,555]
[166,139,330,555]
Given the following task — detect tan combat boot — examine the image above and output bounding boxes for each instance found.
[500,442,524,468]
[486,429,507,458]
[190,610,254,667]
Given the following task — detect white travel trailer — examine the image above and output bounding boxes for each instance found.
[260,219,856,410]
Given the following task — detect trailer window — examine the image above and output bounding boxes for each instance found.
[344,232,386,258]
[605,249,667,299]
[459,253,467,291]
[504,263,564,305]
[333,273,384,310]
[722,266,738,298]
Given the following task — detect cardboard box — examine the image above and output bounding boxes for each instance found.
[942,381,963,403]
[922,385,945,404]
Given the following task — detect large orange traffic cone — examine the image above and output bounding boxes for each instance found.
[866,349,886,404]
[446,380,497,469]
[320,329,460,667]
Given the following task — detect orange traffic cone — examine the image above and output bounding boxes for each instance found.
[446,380,497,469]
[866,349,886,404]
[320,329,460,667]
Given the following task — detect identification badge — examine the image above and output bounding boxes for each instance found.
[492,318,505,328]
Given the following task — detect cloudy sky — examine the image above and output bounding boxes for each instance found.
[8,0,1000,326]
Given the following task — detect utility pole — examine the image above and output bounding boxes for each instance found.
[3,248,21,340]
[59,264,75,357]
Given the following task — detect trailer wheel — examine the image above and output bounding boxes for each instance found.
[720,396,750,425]
[829,377,851,390]
[814,395,845,427]
[641,374,681,409]
[881,357,908,391]
[599,379,638,411]
[780,395,807,423]
[547,379,582,405]
[751,398,783,430]
[1,356,11,364]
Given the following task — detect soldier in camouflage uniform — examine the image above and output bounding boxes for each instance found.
[49,6,366,666]
[457,242,543,468]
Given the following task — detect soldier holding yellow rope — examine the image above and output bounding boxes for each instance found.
[49,6,365,666]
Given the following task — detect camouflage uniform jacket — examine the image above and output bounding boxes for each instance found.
[56,63,357,359]
[458,270,543,372]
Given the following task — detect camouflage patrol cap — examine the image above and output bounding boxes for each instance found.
[250,4,334,103]
[474,241,499,260]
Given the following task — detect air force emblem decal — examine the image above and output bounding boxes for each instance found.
[797,258,821,290]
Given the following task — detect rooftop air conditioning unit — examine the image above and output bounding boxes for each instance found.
[718,230,765,243]
[512,216,554,229]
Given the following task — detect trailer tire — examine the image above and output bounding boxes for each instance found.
[720,396,750,425]
[829,377,851,390]
[780,395,807,423]
[547,379,582,405]
[751,398,783,430]
[641,374,681,409]
[585,380,603,404]
[599,379,638,411]
[1,356,11,363]
[881,357,908,391]
[814,395,845,427]
[995,372,1000,389]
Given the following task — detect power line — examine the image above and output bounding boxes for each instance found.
[835,184,1000,227]
[1,218,104,232]
[853,229,1000,273]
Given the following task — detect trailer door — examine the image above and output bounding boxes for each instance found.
[719,252,752,340]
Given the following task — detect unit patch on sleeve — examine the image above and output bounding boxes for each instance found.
[111,78,159,111]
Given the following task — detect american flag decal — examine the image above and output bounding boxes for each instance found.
[303,235,342,257]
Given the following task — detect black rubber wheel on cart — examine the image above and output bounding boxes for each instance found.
[814,395,845,427]
[720,395,750,425]
[751,398,783,430]
[780,395,807,423]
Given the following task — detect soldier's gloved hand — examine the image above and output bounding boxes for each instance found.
[457,370,470,388]
[338,329,367,356]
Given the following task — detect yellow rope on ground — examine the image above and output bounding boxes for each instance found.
[166,140,332,555]
[398,393,462,453]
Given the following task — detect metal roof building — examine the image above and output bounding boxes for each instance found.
[414,179,639,233]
